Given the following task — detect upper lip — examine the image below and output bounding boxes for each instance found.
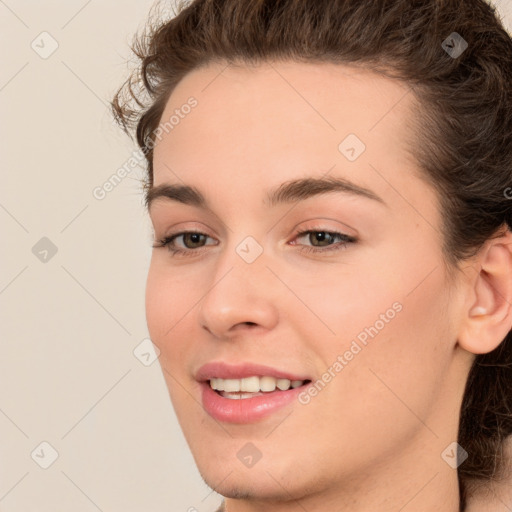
[196,362,310,382]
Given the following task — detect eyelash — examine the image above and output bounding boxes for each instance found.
[152,229,357,257]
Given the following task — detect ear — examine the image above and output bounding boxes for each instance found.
[457,226,512,355]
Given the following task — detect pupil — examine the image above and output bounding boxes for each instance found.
[186,233,204,247]
[313,231,331,246]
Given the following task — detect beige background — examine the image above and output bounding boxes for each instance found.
[0,1,511,511]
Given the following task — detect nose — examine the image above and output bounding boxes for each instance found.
[197,245,279,339]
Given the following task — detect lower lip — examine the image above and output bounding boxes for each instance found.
[200,381,308,424]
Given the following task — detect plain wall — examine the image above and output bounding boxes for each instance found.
[0,1,511,511]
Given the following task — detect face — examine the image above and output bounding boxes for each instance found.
[146,61,470,501]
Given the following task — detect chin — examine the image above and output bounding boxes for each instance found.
[198,469,294,502]
[194,450,320,504]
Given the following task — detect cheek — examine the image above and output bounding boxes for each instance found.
[145,260,193,348]
[145,266,168,340]
[144,258,219,391]
[288,256,405,356]
[311,242,444,358]
[337,267,454,424]
[144,261,207,426]
[304,250,453,411]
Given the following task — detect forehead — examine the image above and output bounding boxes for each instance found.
[152,60,425,209]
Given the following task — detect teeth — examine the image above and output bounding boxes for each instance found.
[210,378,222,391]
[223,379,241,392]
[209,376,305,393]
[276,379,291,390]
[222,392,259,400]
[260,376,276,392]
[241,376,260,392]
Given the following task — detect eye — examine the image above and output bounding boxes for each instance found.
[291,230,357,254]
[152,231,216,256]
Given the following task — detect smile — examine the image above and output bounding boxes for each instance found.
[196,362,312,423]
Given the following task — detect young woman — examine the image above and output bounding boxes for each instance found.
[111,1,512,510]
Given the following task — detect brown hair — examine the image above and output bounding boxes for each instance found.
[110,0,512,508]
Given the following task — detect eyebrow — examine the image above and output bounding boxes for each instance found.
[145,175,387,211]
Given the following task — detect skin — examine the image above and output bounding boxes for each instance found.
[145,60,512,512]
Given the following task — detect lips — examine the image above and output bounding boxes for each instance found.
[196,361,312,424]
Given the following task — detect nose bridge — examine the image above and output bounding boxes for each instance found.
[197,234,278,336]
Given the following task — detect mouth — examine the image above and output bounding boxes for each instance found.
[196,362,313,423]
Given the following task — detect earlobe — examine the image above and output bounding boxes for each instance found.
[458,228,512,355]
